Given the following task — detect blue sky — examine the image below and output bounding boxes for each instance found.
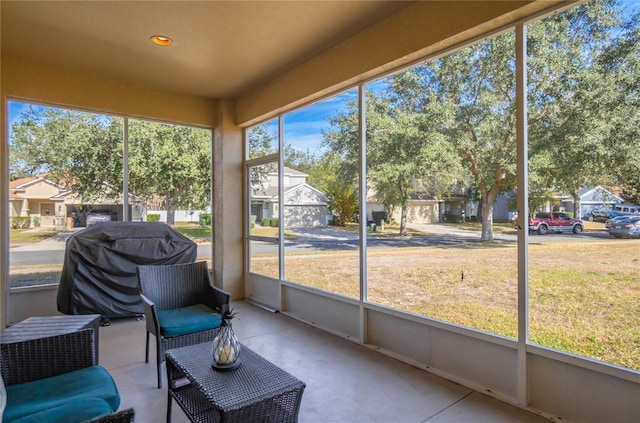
[8,101,33,129]
[282,89,358,154]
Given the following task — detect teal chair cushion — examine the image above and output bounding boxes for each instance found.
[8,397,113,423]
[157,303,222,337]
[4,366,120,423]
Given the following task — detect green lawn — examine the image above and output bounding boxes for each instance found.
[173,222,211,241]
[252,239,640,370]
[9,229,59,246]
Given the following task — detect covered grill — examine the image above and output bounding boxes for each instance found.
[57,221,198,319]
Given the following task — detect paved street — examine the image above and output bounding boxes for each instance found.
[10,223,613,268]
[9,228,212,267]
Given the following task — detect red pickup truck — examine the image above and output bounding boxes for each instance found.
[528,212,583,235]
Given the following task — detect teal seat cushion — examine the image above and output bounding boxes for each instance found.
[157,303,222,337]
[8,397,113,423]
[4,366,120,423]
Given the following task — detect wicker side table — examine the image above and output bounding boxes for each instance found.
[1,314,101,363]
[166,342,305,423]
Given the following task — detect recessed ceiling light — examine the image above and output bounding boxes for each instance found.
[150,35,172,46]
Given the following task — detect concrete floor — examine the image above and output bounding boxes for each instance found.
[102,300,552,423]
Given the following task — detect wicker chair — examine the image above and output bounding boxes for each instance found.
[1,329,131,422]
[137,261,230,388]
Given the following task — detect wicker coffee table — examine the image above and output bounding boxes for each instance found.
[165,342,305,423]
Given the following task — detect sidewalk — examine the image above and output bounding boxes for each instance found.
[12,227,83,251]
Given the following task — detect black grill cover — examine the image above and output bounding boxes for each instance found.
[57,221,198,318]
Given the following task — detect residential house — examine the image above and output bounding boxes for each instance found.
[367,183,469,224]
[251,167,328,228]
[9,176,71,227]
[492,186,624,221]
[556,185,624,216]
[9,176,144,227]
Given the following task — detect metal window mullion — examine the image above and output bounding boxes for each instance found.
[515,22,530,408]
[359,85,368,344]
[123,117,130,222]
[278,116,285,309]
[244,153,251,288]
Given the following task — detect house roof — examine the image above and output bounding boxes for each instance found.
[9,176,72,200]
[557,185,625,203]
[579,185,624,202]
[9,175,143,202]
[252,183,327,205]
[411,192,438,201]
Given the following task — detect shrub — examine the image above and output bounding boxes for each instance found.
[262,218,272,226]
[326,182,358,226]
[10,217,31,229]
[443,211,462,223]
[147,213,160,222]
[372,211,388,226]
[269,218,279,227]
[199,213,211,227]
[32,216,41,227]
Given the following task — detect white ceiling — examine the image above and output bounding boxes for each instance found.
[1,1,413,99]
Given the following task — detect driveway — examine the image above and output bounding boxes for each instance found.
[11,228,83,252]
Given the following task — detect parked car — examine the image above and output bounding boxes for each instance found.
[528,212,583,235]
[608,216,640,238]
[584,209,615,222]
[604,215,632,229]
[86,209,114,226]
[612,204,640,216]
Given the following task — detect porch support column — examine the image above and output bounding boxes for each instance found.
[212,99,244,299]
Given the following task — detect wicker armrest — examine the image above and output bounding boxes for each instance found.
[1,328,96,386]
[139,293,160,337]
[204,285,231,312]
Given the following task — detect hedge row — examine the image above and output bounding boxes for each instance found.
[146,214,160,222]
[261,217,279,227]
[199,213,211,227]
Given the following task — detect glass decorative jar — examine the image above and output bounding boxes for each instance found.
[211,305,240,369]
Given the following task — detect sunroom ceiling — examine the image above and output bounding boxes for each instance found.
[1,1,413,99]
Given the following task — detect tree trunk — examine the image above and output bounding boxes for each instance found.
[480,201,495,241]
[166,193,176,227]
[573,192,581,219]
[480,189,500,241]
[399,203,408,235]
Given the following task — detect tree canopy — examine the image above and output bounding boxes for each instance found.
[10,107,211,225]
[321,0,638,239]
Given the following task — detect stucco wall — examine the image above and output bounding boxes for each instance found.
[2,58,216,128]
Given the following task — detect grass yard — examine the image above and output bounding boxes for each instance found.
[252,239,640,370]
[173,222,211,241]
[9,229,59,246]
